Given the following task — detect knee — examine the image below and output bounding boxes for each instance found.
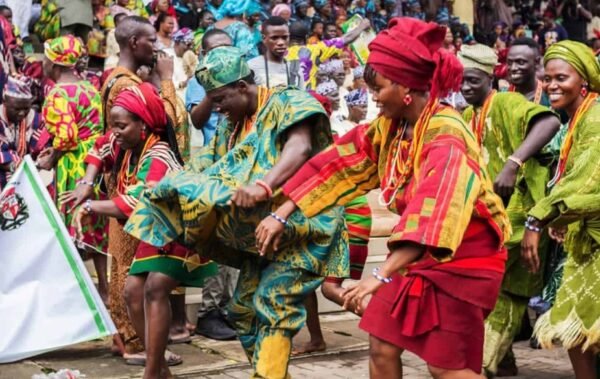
[369,336,400,364]
[144,277,170,303]
[124,277,143,306]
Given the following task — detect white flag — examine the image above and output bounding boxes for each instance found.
[0,156,116,363]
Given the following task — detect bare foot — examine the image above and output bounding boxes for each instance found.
[291,340,326,356]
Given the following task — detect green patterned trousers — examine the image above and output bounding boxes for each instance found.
[483,290,529,377]
[227,257,323,379]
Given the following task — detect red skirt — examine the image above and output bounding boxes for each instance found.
[360,219,506,372]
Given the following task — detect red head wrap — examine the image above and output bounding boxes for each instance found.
[367,17,463,98]
[112,83,168,135]
[309,90,332,116]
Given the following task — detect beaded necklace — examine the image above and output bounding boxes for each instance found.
[472,90,496,146]
[548,93,599,187]
[378,99,440,206]
[227,87,272,150]
[2,106,27,159]
[117,133,160,194]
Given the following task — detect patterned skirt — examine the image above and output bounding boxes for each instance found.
[130,241,218,287]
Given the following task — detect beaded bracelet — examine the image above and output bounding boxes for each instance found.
[83,199,93,214]
[372,267,392,284]
[77,179,95,187]
[507,155,524,169]
[524,221,541,233]
[256,179,273,198]
[269,212,288,226]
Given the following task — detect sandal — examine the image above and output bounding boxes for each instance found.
[125,351,183,367]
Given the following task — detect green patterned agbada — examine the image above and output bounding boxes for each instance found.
[124,86,348,278]
[463,91,557,374]
[463,91,555,297]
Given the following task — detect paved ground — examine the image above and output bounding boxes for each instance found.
[0,313,575,379]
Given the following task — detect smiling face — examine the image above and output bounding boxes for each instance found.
[200,12,215,29]
[332,66,346,86]
[110,106,145,150]
[542,58,586,112]
[263,24,290,59]
[507,44,538,87]
[160,15,176,35]
[326,90,340,110]
[208,81,251,125]
[461,68,493,107]
[366,69,405,120]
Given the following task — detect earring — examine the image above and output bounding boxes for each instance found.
[403,94,413,105]
[140,127,147,140]
[581,84,589,97]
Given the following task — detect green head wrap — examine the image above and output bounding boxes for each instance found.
[544,40,600,92]
[195,46,251,92]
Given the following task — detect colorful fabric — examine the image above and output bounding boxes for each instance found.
[483,291,529,377]
[352,65,364,79]
[345,88,367,107]
[195,46,251,91]
[42,81,106,251]
[217,0,252,18]
[112,83,168,135]
[368,17,462,97]
[283,105,510,261]
[172,27,194,44]
[529,102,600,351]
[35,0,61,41]
[315,80,338,96]
[4,75,33,99]
[0,105,45,189]
[286,38,345,89]
[361,219,506,372]
[221,21,259,60]
[124,86,348,278]
[544,40,600,93]
[228,257,323,376]
[458,43,498,75]
[463,92,555,297]
[44,35,83,68]
[344,195,371,279]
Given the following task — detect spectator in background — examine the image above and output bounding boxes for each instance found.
[538,9,568,50]
[192,10,215,53]
[104,12,128,71]
[149,0,180,31]
[5,0,31,40]
[213,0,259,59]
[111,0,136,17]
[323,22,338,41]
[557,0,592,43]
[291,0,311,30]
[249,17,298,88]
[271,3,291,21]
[313,0,334,23]
[154,12,176,50]
[307,19,324,43]
[586,4,600,41]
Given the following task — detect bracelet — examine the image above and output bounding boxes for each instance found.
[372,267,392,284]
[269,212,288,226]
[83,199,93,214]
[524,221,542,233]
[507,155,524,168]
[77,179,94,187]
[255,179,273,198]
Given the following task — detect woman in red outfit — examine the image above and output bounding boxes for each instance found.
[256,17,510,378]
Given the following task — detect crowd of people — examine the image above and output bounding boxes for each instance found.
[2,0,600,378]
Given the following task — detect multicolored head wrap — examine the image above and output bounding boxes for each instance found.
[367,17,463,98]
[245,1,263,17]
[44,35,83,68]
[316,80,338,96]
[218,0,251,18]
[195,46,251,91]
[353,65,365,79]
[544,40,600,93]
[3,75,33,100]
[344,88,367,107]
[457,43,498,75]
[173,27,194,44]
[113,83,168,135]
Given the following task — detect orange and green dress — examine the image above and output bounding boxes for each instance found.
[282,103,511,372]
[42,80,107,252]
